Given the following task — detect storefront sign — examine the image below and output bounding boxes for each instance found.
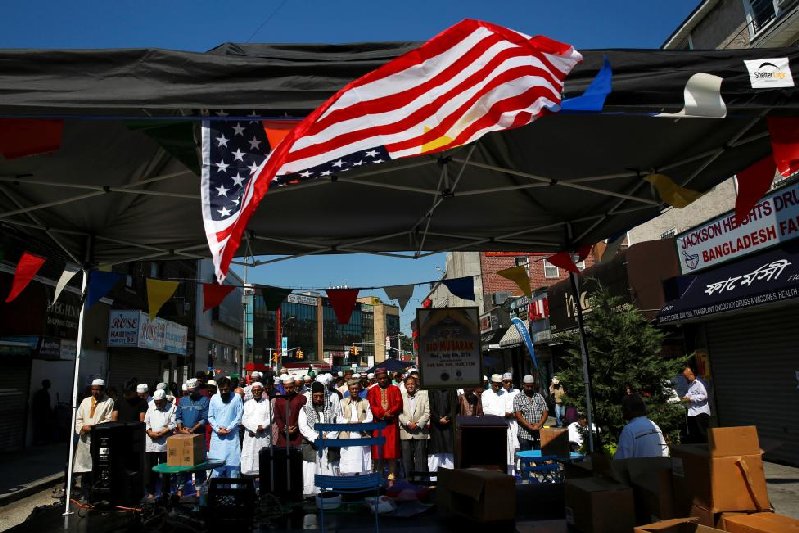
[287,293,317,306]
[659,241,799,323]
[164,322,188,355]
[676,182,799,274]
[138,315,166,351]
[108,310,140,347]
[417,307,481,389]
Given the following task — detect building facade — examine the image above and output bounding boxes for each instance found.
[195,259,243,378]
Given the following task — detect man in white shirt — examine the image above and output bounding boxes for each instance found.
[144,389,176,499]
[481,374,506,417]
[681,366,710,444]
[614,394,668,460]
[501,373,519,474]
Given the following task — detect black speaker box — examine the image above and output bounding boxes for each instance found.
[90,421,145,505]
[259,446,303,502]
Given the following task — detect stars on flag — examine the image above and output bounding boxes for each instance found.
[273,146,391,186]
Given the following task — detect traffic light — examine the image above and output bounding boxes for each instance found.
[354,346,360,356]
[297,349,304,359]
[349,345,356,356]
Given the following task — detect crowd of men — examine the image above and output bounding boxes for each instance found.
[72,364,708,501]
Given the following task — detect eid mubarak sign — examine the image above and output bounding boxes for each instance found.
[677,181,799,274]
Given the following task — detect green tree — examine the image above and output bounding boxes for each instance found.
[558,283,687,451]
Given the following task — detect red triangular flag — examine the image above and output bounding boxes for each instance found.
[547,251,580,273]
[202,283,235,312]
[767,116,799,177]
[736,156,777,225]
[0,119,64,159]
[5,252,46,303]
[576,244,592,262]
[263,120,296,151]
[326,288,359,324]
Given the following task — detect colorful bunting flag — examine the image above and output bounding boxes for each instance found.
[735,156,777,225]
[645,173,702,208]
[547,251,580,273]
[561,57,612,112]
[146,278,180,319]
[326,288,359,324]
[0,119,64,159]
[263,120,297,152]
[5,252,46,303]
[384,284,415,311]
[86,271,123,309]
[767,116,799,177]
[202,283,235,312]
[259,285,292,310]
[497,266,531,297]
[655,73,726,119]
[52,263,80,305]
[442,277,475,301]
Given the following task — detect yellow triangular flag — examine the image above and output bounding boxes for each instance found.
[645,173,702,208]
[497,266,531,297]
[146,278,179,320]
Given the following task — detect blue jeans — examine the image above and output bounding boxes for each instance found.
[555,404,565,427]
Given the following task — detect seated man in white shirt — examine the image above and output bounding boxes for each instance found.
[614,394,668,460]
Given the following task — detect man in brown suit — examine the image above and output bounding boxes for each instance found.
[398,376,430,480]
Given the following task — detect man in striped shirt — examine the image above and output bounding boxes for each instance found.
[513,375,548,451]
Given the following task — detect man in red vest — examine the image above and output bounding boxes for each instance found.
[366,368,402,483]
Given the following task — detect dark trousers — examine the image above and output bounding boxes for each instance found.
[686,413,710,443]
[401,439,428,480]
[518,437,540,451]
[145,452,168,496]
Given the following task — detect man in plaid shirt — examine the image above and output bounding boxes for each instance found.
[513,375,549,450]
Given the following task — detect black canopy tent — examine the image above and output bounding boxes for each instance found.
[0,42,797,517]
[0,44,797,267]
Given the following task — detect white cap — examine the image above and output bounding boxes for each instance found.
[483,375,488,381]
[250,381,264,389]
[491,374,502,383]
[318,374,332,385]
[523,375,535,384]
[281,375,295,384]
[91,378,105,387]
[502,372,512,381]
[136,384,148,393]
[338,371,344,377]
[207,379,217,387]
[251,371,263,380]
[303,375,312,381]
[181,383,188,391]
[156,382,168,391]
[367,373,375,379]
[153,389,166,400]
[186,378,198,390]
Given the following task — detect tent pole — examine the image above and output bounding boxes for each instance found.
[568,270,597,454]
[63,268,88,529]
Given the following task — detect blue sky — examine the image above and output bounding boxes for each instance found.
[3,1,700,332]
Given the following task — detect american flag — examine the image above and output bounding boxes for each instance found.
[202,19,582,282]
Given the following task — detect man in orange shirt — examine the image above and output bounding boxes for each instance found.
[366,368,402,482]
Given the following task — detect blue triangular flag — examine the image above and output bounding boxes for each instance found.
[441,276,475,301]
[86,271,123,309]
[561,57,612,112]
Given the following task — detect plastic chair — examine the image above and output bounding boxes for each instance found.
[314,421,387,533]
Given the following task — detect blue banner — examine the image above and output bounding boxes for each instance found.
[511,316,538,369]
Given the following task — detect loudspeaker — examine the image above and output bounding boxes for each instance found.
[90,421,145,505]
[259,446,303,502]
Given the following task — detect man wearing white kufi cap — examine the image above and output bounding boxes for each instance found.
[241,382,273,476]
[274,374,307,449]
[514,375,548,452]
[480,374,510,471]
[501,372,520,474]
[73,379,114,499]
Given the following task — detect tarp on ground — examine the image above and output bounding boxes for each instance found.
[0,42,798,266]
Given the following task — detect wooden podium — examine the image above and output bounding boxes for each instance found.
[455,415,507,471]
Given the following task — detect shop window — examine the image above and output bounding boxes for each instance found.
[744,0,779,39]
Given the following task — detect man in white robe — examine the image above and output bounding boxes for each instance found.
[73,379,114,499]
[502,372,520,475]
[299,381,341,496]
[481,374,510,469]
[336,380,373,475]
[241,382,273,477]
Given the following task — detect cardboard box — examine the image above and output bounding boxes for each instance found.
[689,504,716,528]
[670,445,770,513]
[718,511,799,532]
[707,426,760,457]
[613,457,674,524]
[565,477,635,533]
[634,517,726,533]
[540,427,570,457]
[436,468,515,522]
[167,434,206,466]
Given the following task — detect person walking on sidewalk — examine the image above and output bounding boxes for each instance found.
[73,379,114,500]
[681,366,710,443]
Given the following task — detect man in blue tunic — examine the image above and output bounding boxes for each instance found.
[208,376,244,478]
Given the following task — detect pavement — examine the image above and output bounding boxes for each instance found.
[0,442,797,531]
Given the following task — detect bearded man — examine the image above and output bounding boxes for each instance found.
[208,376,244,477]
[366,368,402,481]
[241,382,273,477]
[298,381,342,496]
